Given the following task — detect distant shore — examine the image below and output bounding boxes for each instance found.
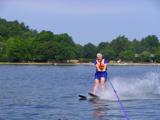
[0,62,160,66]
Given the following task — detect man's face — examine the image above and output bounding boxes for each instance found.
[97,57,102,62]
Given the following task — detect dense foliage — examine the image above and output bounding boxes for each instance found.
[0,18,160,62]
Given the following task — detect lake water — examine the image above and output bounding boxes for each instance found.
[0,65,160,120]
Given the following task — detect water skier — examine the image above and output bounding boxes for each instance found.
[93,53,107,96]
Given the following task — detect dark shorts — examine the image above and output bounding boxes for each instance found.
[95,71,108,81]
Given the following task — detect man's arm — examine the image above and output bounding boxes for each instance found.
[103,59,107,71]
[96,64,102,71]
[103,64,107,71]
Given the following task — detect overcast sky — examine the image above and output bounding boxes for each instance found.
[0,0,160,45]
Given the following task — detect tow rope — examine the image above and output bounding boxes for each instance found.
[108,77,131,120]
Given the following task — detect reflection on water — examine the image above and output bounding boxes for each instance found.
[90,98,108,119]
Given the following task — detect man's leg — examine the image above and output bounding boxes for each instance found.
[100,77,106,96]
[93,79,99,95]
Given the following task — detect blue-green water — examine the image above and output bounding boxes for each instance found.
[0,65,160,120]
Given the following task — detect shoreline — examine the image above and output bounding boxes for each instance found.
[0,62,160,66]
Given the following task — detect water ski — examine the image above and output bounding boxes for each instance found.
[78,95,87,100]
[88,93,99,98]
[78,93,99,100]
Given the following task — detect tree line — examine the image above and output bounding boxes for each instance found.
[0,18,160,63]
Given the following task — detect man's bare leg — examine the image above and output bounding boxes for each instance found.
[93,79,99,95]
[100,77,106,96]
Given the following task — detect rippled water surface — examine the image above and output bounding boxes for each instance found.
[0,65,160,120]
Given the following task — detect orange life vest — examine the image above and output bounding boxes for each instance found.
[96,59,106,71]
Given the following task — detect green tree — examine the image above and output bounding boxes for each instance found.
[6,38,31,62]
[0,35,4,42]
[141,35,159,53]
[0,36,5,56]
[110,36,131,57]
[35,30,54,42]
[119,50,135,61]
[140,51,151,62]
[0,42,4,55]
[0,18,32,40]
[1,17,160,63]
[83,43,97,59]
[131,39,143,54]
[54,33,75,46]
[155,49,160,63]
[32,31,55,61]
[103,48,116,60]
[97,42,109,53]
[75,44,84,59]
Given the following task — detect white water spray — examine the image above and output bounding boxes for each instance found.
[103,72,160,100]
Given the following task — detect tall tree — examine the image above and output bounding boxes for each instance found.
[6,38,31,62]
[141,35,159,53]
[110,36,131,58]
[97,42,109,53]
[83,43,97,59]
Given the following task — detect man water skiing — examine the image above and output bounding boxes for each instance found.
[93,53,107,96]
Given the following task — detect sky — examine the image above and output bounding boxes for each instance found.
[0,0,160,45]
